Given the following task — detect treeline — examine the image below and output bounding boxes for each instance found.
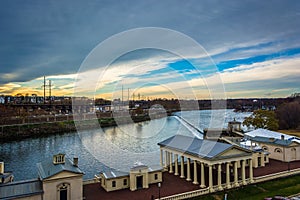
[243,96,300,131]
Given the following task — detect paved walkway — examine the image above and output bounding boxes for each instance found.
[83,159,300,200]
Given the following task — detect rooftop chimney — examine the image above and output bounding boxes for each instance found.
[0,162,4,174]
[73,157,78,167]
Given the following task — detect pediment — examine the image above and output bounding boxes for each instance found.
[44,170,82,181]
[289,142,300,147]
[215,147,251,159]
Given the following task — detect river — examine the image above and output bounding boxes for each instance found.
[0,109,251,181]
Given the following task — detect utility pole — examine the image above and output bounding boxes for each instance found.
[42,77,52,104]
[121,85,124,107]
[43,76,46,104]
[49,80,52,105]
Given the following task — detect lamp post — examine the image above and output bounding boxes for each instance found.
[158,182,161,199]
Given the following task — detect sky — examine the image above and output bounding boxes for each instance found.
[0,0,300,100]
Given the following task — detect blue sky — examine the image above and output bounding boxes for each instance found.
[0,0,300,99]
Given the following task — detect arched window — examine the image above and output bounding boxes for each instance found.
[57,182,70,200]
[274,148,282,153]
[262,146,268,151]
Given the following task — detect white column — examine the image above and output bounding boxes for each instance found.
[234,161,239,187]
[249,158,254,183]
[174,154,179,175]
[180,156,185,178]
[200,162,206,188]
[218,163,223,190]
[164,151,168,169]
[193,160,198,184]
[160,149,163,167]
[169,152,174,173]
[209,164,214,192]
[186,158,191,181]
[226,162,231,189]
[242,160,246,185]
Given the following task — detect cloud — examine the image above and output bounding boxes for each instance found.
[0,0,300,98]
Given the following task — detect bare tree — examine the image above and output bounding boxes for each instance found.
[276,101,300,130]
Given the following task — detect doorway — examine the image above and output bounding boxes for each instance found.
[136,176,143,189]
[60,188,67,200]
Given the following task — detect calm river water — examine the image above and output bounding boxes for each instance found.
[0,110,251,181]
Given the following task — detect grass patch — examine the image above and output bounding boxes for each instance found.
[190,175,300,200]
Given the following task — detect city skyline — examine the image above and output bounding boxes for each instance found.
[0,1,300,99]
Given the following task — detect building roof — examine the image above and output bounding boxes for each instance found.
[158,135,249,160]
[245,129,300,144]
[37,157,84,180]
[101,168,129,179]
[0,179,43,199]
[251,136,295,147]
[101,163,162,180]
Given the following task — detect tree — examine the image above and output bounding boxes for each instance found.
[276,101,300,130]
[243,109,279,131]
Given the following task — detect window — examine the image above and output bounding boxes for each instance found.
[112,181,116,187]
[123,179,127,186]
[53,154,65,164]
[274,148,282,153]
[262,146,268,151]
[154,174,158,180]
[57,183,70,200]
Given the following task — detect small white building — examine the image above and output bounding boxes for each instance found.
[0,154,84,200]
[99,162,163,192]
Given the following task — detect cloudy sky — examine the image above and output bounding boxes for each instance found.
[0,0,300,99]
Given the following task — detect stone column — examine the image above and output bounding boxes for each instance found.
[174,154,179,175]
[180,156,185,178]
[234,161,239,187]
[200,162,206,188]
[249,158,254,183]
[209,164,214,192]
[160,149,163,167]
[226,162,231,189]
[186,158,191,181]
[193,160,199,184]
[164,151,168,169]
[169,152,174,173]
[218,163,223,190]
[261,155,265,167]
[241,160,246,185]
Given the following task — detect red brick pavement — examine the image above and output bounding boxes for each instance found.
[83,159,300,200]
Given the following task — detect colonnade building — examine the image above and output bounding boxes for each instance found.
[158,135,255,192]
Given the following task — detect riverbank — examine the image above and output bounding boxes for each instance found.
[0,114,156,143]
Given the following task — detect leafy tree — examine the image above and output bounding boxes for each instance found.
[276,101,300,130]
[243,109,279,131]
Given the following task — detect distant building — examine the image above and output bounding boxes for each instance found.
[244,129,300,162]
